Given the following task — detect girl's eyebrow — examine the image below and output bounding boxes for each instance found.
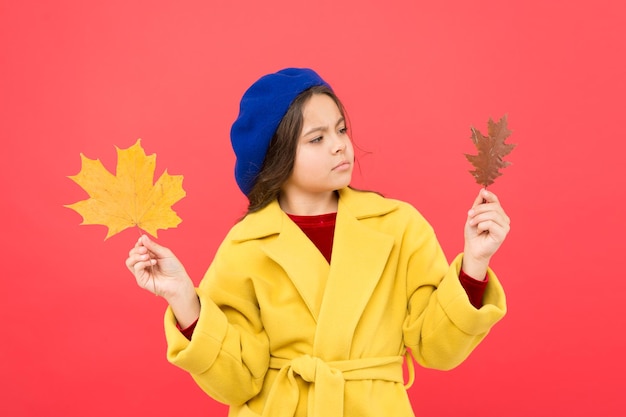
[302,117,345,137]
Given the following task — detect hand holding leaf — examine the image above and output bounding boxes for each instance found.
[462,116,514,278]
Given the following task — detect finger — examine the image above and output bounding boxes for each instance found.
[468,203,498,225]
[131,261,158,287]
[128,245,148,258]
[138,235,171,258]
[475,219,492,235]
[134,258,157,272]
[133,234,148,249]
[469,210,509,228]
[475,219,504,236]
[471,189,487,208]
[472,210,510,230]
[481,189,500,204]
[474,214,510,237]
[125,252,154,271]
[474,218,495,233]
[125,256,133,270]
[468,196,507,217]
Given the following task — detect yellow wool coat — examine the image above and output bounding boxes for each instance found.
[164,187,506,417]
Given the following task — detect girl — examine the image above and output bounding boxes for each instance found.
[126,68,509,417]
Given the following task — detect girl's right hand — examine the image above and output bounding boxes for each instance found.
[126,235,201,328]
[126,234,192,300]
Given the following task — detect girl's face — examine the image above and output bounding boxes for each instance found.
[281,93,354,201]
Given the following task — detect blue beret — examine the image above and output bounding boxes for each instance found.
[230,68,331,195]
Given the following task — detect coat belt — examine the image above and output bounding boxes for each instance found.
[261,354,405,417]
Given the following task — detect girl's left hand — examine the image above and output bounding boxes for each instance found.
[462,189,511,279]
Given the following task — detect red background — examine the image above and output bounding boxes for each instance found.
[2,1,625,416]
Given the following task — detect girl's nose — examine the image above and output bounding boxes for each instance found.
[333,138,346,153]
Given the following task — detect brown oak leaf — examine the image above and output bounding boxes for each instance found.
[465,115,516,187]
[65,139,186,239]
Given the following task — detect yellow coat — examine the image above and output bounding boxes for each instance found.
[164,187,506,417]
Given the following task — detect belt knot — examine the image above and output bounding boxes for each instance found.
[290,354,337,383]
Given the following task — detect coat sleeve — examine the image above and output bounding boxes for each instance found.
[163,239,270,406]
[401,207,507,371]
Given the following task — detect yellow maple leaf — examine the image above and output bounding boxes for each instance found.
[65,139,186,240]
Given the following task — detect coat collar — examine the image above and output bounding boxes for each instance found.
[230,187,399,242]
[230,187,399,360]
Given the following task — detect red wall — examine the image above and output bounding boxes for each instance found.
[2,1,625,416]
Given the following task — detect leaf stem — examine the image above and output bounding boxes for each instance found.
[137,227,157,295]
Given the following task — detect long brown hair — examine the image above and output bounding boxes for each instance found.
[245,85,348,214]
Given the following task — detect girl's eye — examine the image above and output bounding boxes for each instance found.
[339,127,348,135]
[310,136,323,143]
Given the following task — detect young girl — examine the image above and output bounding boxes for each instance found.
[126,68,509,417]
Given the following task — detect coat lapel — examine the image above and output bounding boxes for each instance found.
[262,216,330,321]
[314,189,397,359]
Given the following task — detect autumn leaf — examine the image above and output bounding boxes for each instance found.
[464,115,516,187]
[65,139,186,239]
